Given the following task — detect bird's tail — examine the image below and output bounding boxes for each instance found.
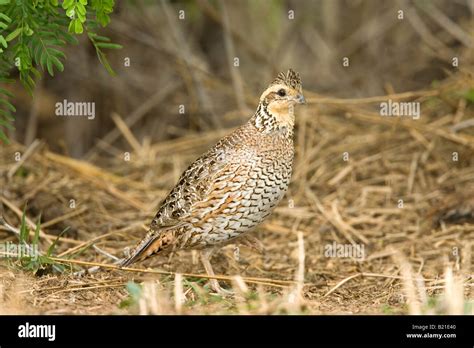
[119,229,175,267]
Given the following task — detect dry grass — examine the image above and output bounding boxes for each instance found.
[0,71,473,315]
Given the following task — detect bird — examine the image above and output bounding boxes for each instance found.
[120,69,305,293]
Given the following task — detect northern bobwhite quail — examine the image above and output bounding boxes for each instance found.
[120,69,305,293]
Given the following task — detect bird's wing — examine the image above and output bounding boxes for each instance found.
[150,147,233,229]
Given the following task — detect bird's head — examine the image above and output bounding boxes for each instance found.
[254,69,305,134]
[260,68,305,107]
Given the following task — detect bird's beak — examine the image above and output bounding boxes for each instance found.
[296,94,306,104]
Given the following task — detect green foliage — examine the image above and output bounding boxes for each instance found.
[90,0,114,27]
[88,31,122,76]
[13,205,67,274]
[462,88,474,104]
[119,281,142,308]
[18,205,29,244]
[0,0,121,144]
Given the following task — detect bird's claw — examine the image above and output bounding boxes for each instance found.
[209,279,234,296]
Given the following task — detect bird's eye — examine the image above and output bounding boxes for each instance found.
[277,89,286,97]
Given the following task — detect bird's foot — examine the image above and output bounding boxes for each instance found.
[208,279,234,296]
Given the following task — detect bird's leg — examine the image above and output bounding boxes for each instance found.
[239,235,265,254]
[166,250,176,264]
[200,249,233,296]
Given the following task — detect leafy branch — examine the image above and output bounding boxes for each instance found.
[0,0,121,144]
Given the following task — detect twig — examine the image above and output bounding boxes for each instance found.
[307,89,439,105]
[329,105,474,150]
[24,82,42,146]
[110,112,143,155]
[295,231,305,298]
[306,189,368,245]
[85,81,181,160]
[392,251,422,314]
[451,118,474,132]
[49,256,296,287]
[404,4,449,54]
[417,2,473,48]
[45,151,147,189]
[407,153,419,195]
[93,245,121,262]
[324,273,361,298]
[44,151,149,210]
[7,139,42,179]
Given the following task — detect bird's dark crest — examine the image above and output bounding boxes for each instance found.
[271,69,302,92]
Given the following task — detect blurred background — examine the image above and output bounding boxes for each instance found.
[6,0,473,157]
[1,0,473,315]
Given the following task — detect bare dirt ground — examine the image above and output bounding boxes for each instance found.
[0,73,473,314]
